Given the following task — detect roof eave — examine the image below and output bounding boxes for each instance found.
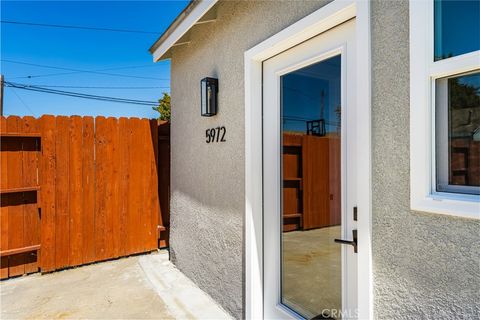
[149,0,219,62]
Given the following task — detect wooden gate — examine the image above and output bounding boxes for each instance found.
[0,117,41,278]
[0,115,168,279]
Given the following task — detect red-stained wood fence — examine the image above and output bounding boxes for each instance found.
[0,115,168,279]
[157,121,170,248]
[0,116,41,279]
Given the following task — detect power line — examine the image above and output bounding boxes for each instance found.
[5,81,158,106]
[9,62,168,79]
[1,20,161,34]
[283,115,339,127]
[16,84,170,89]
[6,82,159,106]
[1,60,169,80]
[8,87,36,116]
[2,59,168,80]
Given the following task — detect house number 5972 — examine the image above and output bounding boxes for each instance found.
[206,126,226,143]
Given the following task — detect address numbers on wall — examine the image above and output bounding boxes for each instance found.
[205,126,226,143]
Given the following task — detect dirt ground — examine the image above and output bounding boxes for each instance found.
[0,250,231,320]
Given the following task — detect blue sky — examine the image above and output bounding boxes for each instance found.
[282,55,341,134]
[434,0,480,61]
[1,1,189,118]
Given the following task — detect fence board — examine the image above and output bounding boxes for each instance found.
[125,118,135,253]
[140,119,149,252]
[94,117,107,261]
[118,118,129,257]
[103,117,115,259]
[157,121,170,248]
[137,119,148,253]
[40,115,56,272]
[110,118,121,258]
[6,116,25,277]
[1,117,9,278]
[149,120,160,250]
[55,116,70,269]
[21,116,40,274]
[128,118,142,254]
[82,117,95,264]
[69,116,83,266]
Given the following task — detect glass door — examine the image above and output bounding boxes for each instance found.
[281,54,342,319]
[262,19,357,320]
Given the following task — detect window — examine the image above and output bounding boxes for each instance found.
[410,0,480,218]
[435,71,480,196]
[434,0,480,61]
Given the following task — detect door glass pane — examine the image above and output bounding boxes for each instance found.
[434,0,480,61]
[281,55,342,319]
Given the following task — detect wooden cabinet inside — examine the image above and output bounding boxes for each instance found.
[283,133,341,232]
[282,134,303,232]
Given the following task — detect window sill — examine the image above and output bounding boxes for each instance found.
[412,194,480,220]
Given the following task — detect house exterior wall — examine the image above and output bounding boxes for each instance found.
[168,0,480,319]
[169,1,331,318]
[371,1,480,318]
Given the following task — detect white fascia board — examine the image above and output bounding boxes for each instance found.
[151,0,218,62]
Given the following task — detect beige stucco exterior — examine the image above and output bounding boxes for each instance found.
[166,1,480,319]
[371,1,479,318]
[169,1,331,318]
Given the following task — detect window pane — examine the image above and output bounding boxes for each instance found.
[281,55,342,319]
[434,0,480,61]
[436,71,480,195]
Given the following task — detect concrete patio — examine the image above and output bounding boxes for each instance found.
[0,250,231,320]
[282,226,341,319]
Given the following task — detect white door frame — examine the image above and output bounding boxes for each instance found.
[244,1,372,319]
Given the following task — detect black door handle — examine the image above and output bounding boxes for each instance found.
[334,229,357,253]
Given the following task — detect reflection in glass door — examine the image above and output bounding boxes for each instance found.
[281,55,342,319]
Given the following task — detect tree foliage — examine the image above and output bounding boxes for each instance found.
[153,92,171,121]
[449,78,480,109]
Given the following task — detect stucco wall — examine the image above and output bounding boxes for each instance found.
[371,1,480,319]
[169,1,331,318]
[168,0,479,318]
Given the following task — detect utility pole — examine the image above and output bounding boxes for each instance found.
[0,75,4,117]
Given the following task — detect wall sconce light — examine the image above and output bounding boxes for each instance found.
[201,77,218,117]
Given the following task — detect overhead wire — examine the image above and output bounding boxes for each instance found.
[0,20,161,34]
[8,87,36,116]
[1,60,169,80]
[8,61,168,79]
[15,84,170,89]
[5,81,159,106]
[1,18,169,107]
[283,115,339,127]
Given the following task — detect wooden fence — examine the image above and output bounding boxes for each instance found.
[0,115,168,279]
[157,121,170,248]
[282,133,341,232]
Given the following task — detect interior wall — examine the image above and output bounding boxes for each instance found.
[169,1,331,318]
[371,0,480,318]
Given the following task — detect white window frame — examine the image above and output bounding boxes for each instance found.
[410,0,480,219]
[245,1,372,319]
[435,72,480,196]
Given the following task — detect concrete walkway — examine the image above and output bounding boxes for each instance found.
[0,250,231,320]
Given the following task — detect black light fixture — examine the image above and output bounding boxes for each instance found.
[200,77,218,117]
